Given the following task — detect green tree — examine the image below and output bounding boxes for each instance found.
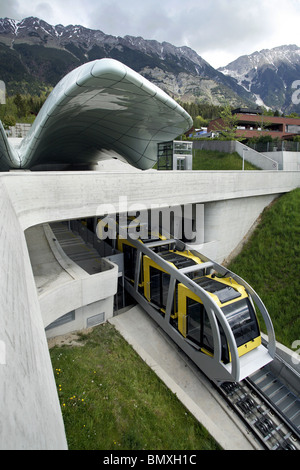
[194,115,209,128]
[2,114,16,129]
[13,93,29,118]
[212,105,242,140]
[286,112,300,119]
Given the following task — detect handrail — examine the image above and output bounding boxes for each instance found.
[190,248,276,359]
[235,141,279,171]
[127,235,241,381]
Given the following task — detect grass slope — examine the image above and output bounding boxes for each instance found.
[228,188,300,348]
[50,323,221,451]
[192,149,259,171]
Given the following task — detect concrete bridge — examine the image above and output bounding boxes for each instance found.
[0,166,299,449]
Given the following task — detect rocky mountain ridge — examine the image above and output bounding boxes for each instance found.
[219,45,300,113]
[0,17,300,113]
[0,16,255,107]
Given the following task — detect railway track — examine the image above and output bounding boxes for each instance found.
[219,364,300,450]
[153,318,299,450]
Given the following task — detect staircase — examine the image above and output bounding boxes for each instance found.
[50,222,107,275]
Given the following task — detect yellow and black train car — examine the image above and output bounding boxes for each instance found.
[119,237,261,366]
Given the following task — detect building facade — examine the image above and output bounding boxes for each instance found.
[208,108,300,140]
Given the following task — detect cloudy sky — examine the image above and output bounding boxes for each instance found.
[1,0,299,68]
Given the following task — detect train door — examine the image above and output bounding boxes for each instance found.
[123,243,137,281]
[186,297,214,354]
[180,292,230,363]
[149,266,170,311]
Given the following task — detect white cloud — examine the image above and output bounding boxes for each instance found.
[0,0,299,67]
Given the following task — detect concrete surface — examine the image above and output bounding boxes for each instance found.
[262,151,300,171]
[110,305,260,450]
[0,180,67,450]
[0,169,299,449]
[26,223,118,333]
[3,170,300,264]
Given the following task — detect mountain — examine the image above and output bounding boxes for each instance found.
[219,45,300,114]
[0,16,255,107]
[3,17,299,114]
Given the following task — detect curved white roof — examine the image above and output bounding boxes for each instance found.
[0,59,192,171]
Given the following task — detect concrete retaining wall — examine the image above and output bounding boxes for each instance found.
[0,169,299,449]
[25,223,118,337]
[0,181,67,450]
[4,170,299,231]
[193,140,236,153]
[235,141,279,170]
[262,151,300,171]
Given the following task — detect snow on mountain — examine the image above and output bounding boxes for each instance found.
[1,17,300,112]
[0,16,255,107]
[219,45,300,112]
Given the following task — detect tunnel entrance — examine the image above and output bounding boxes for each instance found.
[68,203,201,316]
[65,217,136,315]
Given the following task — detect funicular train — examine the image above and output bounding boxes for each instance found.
[100,217,276,385]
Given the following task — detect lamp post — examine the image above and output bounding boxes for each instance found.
[242,147,248,171]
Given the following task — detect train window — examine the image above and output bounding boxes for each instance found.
[217,321,229,363]
[186,299,214,354]
[123,244,137,280]
[202,310,214,354]
[149,266,170,311]
[222,298,259,347]
[162,272,170,308]
[186,298,229,362]
[150,268,161,306]
[186,298,202,344]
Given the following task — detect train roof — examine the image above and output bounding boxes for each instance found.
[158,250,198,269]
[193,276,242,304]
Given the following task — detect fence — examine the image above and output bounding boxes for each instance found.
[248,140,300,153]
[6,123,32,138]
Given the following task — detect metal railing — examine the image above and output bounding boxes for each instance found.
[248,141,300,153]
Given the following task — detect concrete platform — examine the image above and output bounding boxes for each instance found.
[109,305,262,450]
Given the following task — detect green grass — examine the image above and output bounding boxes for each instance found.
[193,149,259,171]
[50,323,221,451]
[228,188,300,348]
